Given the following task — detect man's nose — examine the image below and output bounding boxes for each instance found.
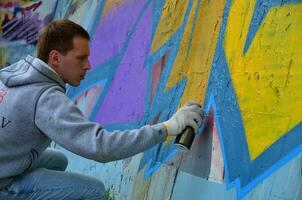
[84,60,91,70]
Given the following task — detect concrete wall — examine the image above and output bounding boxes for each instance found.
[1,0,302,199]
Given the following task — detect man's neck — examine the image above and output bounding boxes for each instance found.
[36,58,60,76]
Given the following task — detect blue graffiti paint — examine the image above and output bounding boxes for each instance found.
[63,0,302,198]
[140,0,211,179]
[139,0,302,199]
[206,0,302,199]
[139,0,195,176]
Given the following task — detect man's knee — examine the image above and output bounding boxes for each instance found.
[54,152,68,171]
[43,149,68,171]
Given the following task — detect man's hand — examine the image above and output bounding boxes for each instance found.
[163,102,204,136]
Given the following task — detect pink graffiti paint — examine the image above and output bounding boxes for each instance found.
[150,54,168,103]
[0,89,8,104]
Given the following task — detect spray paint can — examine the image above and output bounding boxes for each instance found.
[174,126,195,152]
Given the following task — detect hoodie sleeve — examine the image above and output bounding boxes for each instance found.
[34,87,167,163]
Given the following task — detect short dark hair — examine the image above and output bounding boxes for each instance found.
[37,19,90,63]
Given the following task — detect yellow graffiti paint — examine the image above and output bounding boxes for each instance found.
[166,0,226,106]
[164,0,199,97]
[151,0,189,52]
[161,0,226,143]
[225,1,302,160]
[0,49,8,68]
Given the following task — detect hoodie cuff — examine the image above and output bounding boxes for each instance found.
[152,123,168,142]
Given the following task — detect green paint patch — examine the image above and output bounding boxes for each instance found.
[105,188,116,200]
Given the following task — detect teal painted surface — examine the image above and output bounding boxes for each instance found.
[53,144,142,199]
[170,153,302,200]
[56,139,302,200]
[243,153,302,200]
[147,164,177,200]
[171,171,236,200]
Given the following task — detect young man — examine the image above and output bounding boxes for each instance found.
[0,19,203,199]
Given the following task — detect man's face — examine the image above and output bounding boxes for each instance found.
[56,36,91,86]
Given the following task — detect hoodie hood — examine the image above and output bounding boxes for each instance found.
[0,55,66,90]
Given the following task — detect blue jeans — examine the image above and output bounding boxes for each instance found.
[0,148,106,200]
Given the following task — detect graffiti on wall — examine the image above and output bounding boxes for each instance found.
[220,0,302,198]
[53,0,99,32]
[1,0,300,199]
[0,0,57,67]
[68,0,302,199]
[0,0,99,68]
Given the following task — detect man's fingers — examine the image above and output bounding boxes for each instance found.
[189,105,202,111]
[192,112,202,126]
[185,101,201,108]
[187,112,202,128]
[188,121,199,134]
[187,105,204,119]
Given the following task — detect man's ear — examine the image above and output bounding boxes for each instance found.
[48,50,60,67]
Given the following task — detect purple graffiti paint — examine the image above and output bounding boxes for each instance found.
[90,0,147,68]
[94,2,153,125]
[2,13,43,44]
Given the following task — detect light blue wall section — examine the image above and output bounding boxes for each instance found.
[170,153,302,200]
[53,140,302,200]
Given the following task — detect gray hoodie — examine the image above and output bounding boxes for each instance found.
[0,55,167,188]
